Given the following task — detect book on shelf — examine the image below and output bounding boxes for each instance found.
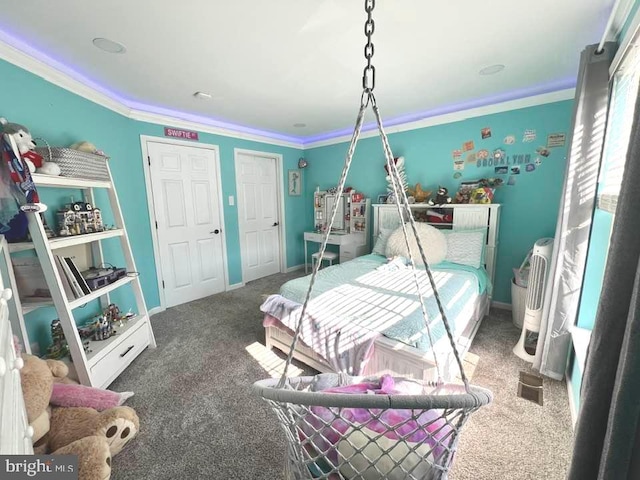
[56,255,86,298]
[63,257,91,296]
[53,256,76,300]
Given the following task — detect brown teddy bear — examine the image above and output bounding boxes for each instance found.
[20,354,140,479]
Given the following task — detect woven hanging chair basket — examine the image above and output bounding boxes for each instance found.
[254,374,492,480]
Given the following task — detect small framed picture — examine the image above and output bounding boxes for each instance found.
[288,169,301,196]
[377,194,388,204]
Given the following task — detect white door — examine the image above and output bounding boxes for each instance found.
[235,151,282,282]
[147,141,226,307]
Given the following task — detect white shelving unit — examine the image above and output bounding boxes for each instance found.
[1,168,156,388]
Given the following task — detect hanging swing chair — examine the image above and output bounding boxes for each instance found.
[253,2,492,478]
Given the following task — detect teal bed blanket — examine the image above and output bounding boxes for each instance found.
[262,254,489,373]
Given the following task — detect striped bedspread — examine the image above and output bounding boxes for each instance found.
[262,254,488,374]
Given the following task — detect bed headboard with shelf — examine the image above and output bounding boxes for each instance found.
[373,204,501,288]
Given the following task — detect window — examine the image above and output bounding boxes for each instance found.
[598,45,640,213]
[576,43,640,334]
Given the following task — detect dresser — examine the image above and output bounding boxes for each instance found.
[0,237,34,454]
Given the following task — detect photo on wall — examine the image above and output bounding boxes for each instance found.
[288,169,301,196]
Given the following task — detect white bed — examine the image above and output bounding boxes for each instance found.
[263,204,501,382]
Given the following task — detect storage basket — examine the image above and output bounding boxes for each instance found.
[511,279,527,329]
[511,250,532,329]
[34,147,110,181]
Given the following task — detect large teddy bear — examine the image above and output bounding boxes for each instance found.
[20,354,140,480]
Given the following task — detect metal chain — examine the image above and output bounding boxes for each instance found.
[363,0,376,91]
[372,96,469,390]
[279,0,471,392]
[279,93,370,387]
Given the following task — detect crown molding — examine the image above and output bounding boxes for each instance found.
[0,34,304,149]
[302,88,576,149]
[0,33,574,152]
[0,30,130,117]
[129,109,304,149]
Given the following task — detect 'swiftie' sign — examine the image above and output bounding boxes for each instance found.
[164,127,199,141]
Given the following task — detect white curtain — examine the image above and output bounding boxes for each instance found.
[534,43,614,379]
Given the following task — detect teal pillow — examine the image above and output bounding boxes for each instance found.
[442,229,487,268]
[372,228,393,256]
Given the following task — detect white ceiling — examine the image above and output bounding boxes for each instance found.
[0,0,618,142]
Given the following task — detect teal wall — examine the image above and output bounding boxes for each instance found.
[132,121,306,286]
[0,58,304,351]
[0,55,575,349]
[304,101,574,303]
[577,209,614,329]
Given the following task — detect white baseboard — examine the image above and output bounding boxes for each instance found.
[148,306,165,317]
[285,264,305,273]
[227,282,245,291]
[491,301,512,311]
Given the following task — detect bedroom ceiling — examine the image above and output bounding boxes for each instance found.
[0,0,618,143]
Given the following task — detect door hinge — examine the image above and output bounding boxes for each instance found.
[155,220,158,229]
[162,280,165,289]
[148,155,151,166]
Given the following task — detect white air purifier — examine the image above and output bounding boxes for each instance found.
[513,237,554,362]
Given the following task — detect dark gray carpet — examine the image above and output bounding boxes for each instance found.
[109,272,573,480]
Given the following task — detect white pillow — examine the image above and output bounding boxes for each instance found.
[372,228,393,256]
[443,230,485,268]
[385,223,447,264]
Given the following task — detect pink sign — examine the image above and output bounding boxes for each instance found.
[164,127,199,141]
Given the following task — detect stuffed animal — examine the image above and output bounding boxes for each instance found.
[53,436,112,480]
[20,354,140,480]
[0,117,46,242]
[428,186,452,206]
[47,406,139,456]
[470,187,494,204]
[454,190,470,204]
[0,117,37,172]
[70,141,99,154]
[20,352,70,443]
[407,183,431,203]
[38,161,61,176]
[70,141,107,157]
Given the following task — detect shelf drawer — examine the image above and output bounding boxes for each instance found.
[340,247,356,262]
[89,320,150,388]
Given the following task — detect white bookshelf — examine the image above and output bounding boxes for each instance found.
[1,166,156,388]
[8,229,124,253]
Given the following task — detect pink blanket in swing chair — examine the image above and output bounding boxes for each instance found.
[299,374,454,478]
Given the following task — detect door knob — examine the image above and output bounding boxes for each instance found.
[210,229,220,234]
[273,222,279,227]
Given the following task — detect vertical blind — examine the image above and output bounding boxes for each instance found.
[598,46,640,213]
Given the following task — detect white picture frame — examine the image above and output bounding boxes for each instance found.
[288,169,301,196]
